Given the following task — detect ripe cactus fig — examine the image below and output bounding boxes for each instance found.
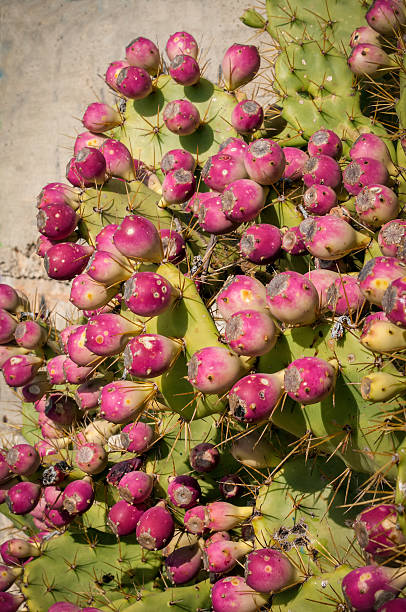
[0,564,22,592]
[6,481,41,515]
[6,444,40,476]
[350,25,382,47]
[159,228,186,263]
[222,43,260,90]
[302,155,341,189]
[75,443,107,475]
[187,346,245,394]
[348,43,394,76]
[125,36,160,74]
[224,310,278,356]
[350,133,396,174]
[229,372,284,424]
[326,275,365,316]
[70,273,117,310]
[300,216,370,260]
[169,54,200,86]
[360,311,406,353]
[366,0,405,35]
[281,226,307,255]
[358,257,406,306]
[382,276,406,327]
[107,499,146,536]
[244,138,285,185]
[105,60,130,91]
[211,576,268,612]
[162,169,196,204]
[44,242,94,281]
[163,99,200,135]
[205,539,252,573]
[231,100,263,134]
[62,477,94,515]
[239,224,281,264]
[221,178,266,223]
[355,184,399,228]
[136,501,175,550]
[37,202,78,241]
[113,215,163,262]
[160,149,196,175]
[99,139,135,181]
[284,357,337,405]
[0,592,25,612]
[266,271,319,326]
[219,474,242,499]
[342,565,406,611]
[118,470,153,504]
[198,195,239,235]
[85,313,143,357]
[307,128,342,159]
[99,380,156,424]
[2,354,43,387]
[344,157,389,196]
[205,501,252,531]
[121,421,155,453]
[202,153,247,192]
[353,504,406,558]
[82,102,122,133]
[303,184,337,215]
[166,31,198,61]
[378,220,406,258]
[282,147,309,180]
[165,543,202,584]
[167,475,201,509]
[123,271,176,317]
[115,66,152,100]
[184,505,207,534]
[245,548,298,592]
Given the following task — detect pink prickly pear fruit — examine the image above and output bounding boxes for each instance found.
[44,507,73,528]
[118,470,153,504]
[348,43,394,76]
[239,224,281,264]
[202,153,248,192]
[353,504,406,558]
[63,358,93,384]
[188,346,245,394]
[44,242,94,281]
[245,548,297,592]
[165,543,202,584]
[82,102,122,133]
[39,412,65,439]
[160,228,186,264]
[37,203,78,240]
[121,421,155,453]
[163,99,200,135]
[45,394,78,426]
[355,184,399,228]
[211,576,269,612]
[74,131,108,156]
[162,169,196,205]
[221,179,266,223]
[378,602,406,611]
[302,154,341,189]
[59,324,81,353]
[222,43,260,90]
[105,60,130,91]
[350,133,396,174]
[0,452,12,485]
[344,157,389,196]
[266,271,319,326]
[6,481,41,515]
[307,128,342,159]
[382,276,406,327]
[70,273,117,310]
[300,215,370,260]
[190,443,219,473]
[244,139,285,185]
[350,25,382,47]
[36,182,81,210]
[378,219,406,258]
[366,0,405,35]
[0,564,22,592]
[99,138,135,181]
[0,309,17,344]
[75,378,105,411]
[14,320,46,349]
[219,474,243,499]
[95,224,124,258]
[229,372,284,424]
[2,354,43,387]
[284,357,338,405]
[35,440,58,460]
[0,346,29,369]
[113,215,163,262]
[167,475,201,509]
[44,485,64,509]
[3,538,40,560]
[303,184,337,215]
[184,505,207,534]
[67,325,100,367]
[169,54,200,86]
[198,195,240,235]
[66,156,93,188]
[106,457,142,487]
[0,592,25,612]
[161,149,196,175]
[85,313,143,357]
[62,477,94,515]
[74,147,106,184]
[225,310,278,357]
[326,275,365,315]
[231,100,264,134]
[219,137,248,160]
[282,147,309,180]
[86,250,131,285]
[75,443,107,475]
[216,275,267,321]
[136,502,175,550]
[186,190,215,215]
[205,540,252,573]
[205,502,252,531]
[0,284,19,312]
[166,31,198,60]
[21,375,51,403]
[37,235,55,258]
[99,380,156,424]
[48,604,81,612]
[342,565,406,611]
[123,334,181,378]
[125,37,160,74]
[358,256,406,306]
[123,271,176,317]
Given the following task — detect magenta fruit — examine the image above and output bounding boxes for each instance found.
[216,274,267,321]
[70,273,117,311]
[163,99,200,136]
[231,100,263,134]
[198,195,239,235]
[266,271,319,326]
[222,43,260,90]
[245,548,297,592]
[350,133,396,174]
[74,131,108,155]
[86,250,131,285]
[188,346,244,394]
[44,485,64,509]
[125,36,160,75]
[302,154,341,189]
[162,169,196,205]
[358,256,406,306]
[219,137,248,159]
[205,501,252,531]
[95,223,124,258]
[37,181,81,210]
[366,0,405,35]
[113,215,163,262]
[106,457,142,487]
[302,184,337,215]
[244,138,285,185]
[14,320,46,349]
[190,442,219,473]
[378,602,406,611]
[0,564,22,592]
[225,310,277,356]
[350,25,382,47]
[355,184,399,228]
[205,539,252,573]
[0,592,25,612]
[74,147,106,184]
[115,65,152,100]
[123,271,176,317]
[211,576,268,612]
[161,149,196,175]
[382,276,406,327]
[348,43,393,76]
[202,153,247,192]
[166,31,198,61]
[160,228,186,264]
[123,334,181,378]
[99,138,135,181]
[300,215,370,260]
[48,604,81,612]
[239,224,281,264]
[378,219,406,258]
[2,354,43,387]
[221,178,266,223]
[85,313,143,357]
[44,242,94,281]
[136,502,175,550]
[62,477,94,515]
[6,444,40,476]
[343,157,389,196]
[0,284,19,312]
[45,506,73,528]
[219,474,242,499]
[3,538,40,560]
[169,54,200,86]
[118,470,153,504]
[82,102,122,133]
[167,475,201,509]
[282,147,309,180]
[107,499,146,536]
[0,309,17,344]
[308,128,342,159]
[0,347,28,369]
[6,481,41,515]
[121,421,155,453]
[37,202,78,241]
[165,543,202,584]
[66,156,92,188]
[229,372,284,424]
[75,378,105,411]
[75,443,107,475]
[353,504,406,558]
[284,357,337,405]
[45,394,78,426]
[184,505,208,534]
[99,380,155,424]
[0,452,12,485]
[342,565,406,611]
[326,275,365,316]
[105,60,130,91]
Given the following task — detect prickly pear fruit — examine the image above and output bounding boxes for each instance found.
[300,216,370,260]
[123,271,176,317]
[353,504,406,559]
[184,505,207,534]
[355,184,399,228]
[188,346,245,394]
[62,477,95,515]
[99,380,155,423]
[211,576,268,612]
[82,102,121,133]
[6,481,41,515]
[190,443,219,473]
[113,215,163,262]
[115,66,152,100]
[163,99,200,136]
[378,220,406,258]
[245,548,298,592]
[342,565,406,611]
[167,475,201,509]
[244,138,285,185]
[125,36,160,74]
[239,224,281,264]
[169,54,200,86]
[303,184,337,215]
[358,257,406,306]
[231,100,263,134]
[136,502,174,550]
[225,310,277,356]
[205,501,252,531]
[202,153,247,192]
[205,539,252,573]
[161,149,196,175]
[6,444,40,476]
[166,31,198,60]
[229,372,284,423]
[302,155,341,189]
[118,471,153,504]
[326,275,365,315]
[222,43,260,90]
[75,443,107,475]
[266,271,319,326]
[284,357,337,405]
[308,128,342,159]
[382,276,406,327]
[165,543,202,584]
[282,147,309,180]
